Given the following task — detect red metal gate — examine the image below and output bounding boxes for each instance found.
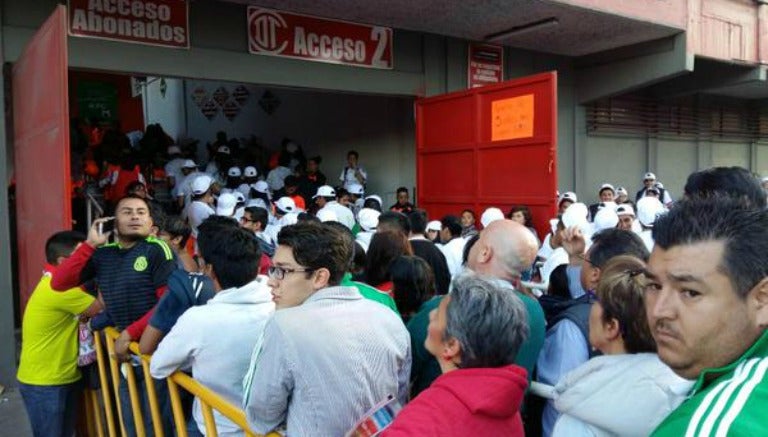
[13,5,70,313]
[416,72,558,236]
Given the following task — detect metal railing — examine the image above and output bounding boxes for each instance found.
[84,326,277,437]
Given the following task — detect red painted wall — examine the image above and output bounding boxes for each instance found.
[69,70,144,132]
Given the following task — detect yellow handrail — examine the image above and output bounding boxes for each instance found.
[85,327,274,437]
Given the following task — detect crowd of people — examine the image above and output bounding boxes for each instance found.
[15,121,768,437]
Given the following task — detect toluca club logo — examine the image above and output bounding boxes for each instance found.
[246,7,393,69]
[248,9,288,54]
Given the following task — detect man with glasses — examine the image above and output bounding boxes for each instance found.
[537,227,649,436]
[244,221,410,436]
[240,206,274,257]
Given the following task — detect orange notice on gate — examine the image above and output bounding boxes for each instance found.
[491,94,534,141]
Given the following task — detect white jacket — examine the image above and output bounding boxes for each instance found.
[552,353,692,437]
[150,276,275,436]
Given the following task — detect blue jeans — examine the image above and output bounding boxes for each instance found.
[18,379,83,437]
[118,364,174,437]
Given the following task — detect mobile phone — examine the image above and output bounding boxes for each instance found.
[99,218,115,235]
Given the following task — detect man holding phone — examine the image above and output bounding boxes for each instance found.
[51,194,176,436]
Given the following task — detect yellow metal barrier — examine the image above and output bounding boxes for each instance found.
[83,326,276,437]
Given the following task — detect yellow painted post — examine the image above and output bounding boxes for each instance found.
[88,389,105,437]
[105,330,129,437]
[201,402,218,437]
[167,378,189,437]
[122,361,147,437]
[137,359,163,437]
[93,331,118,437]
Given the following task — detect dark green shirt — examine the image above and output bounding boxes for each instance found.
[340,273,398,313]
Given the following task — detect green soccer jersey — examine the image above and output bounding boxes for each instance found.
[652,330,768,436]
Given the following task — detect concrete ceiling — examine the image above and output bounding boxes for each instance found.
[220,0,683,57]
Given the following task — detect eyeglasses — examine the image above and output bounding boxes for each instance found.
[240,216,256,223]
[577,253,599,268]
[267,265,315,280]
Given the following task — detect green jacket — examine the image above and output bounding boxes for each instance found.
[652,330,768,436]
[340,273,398,313]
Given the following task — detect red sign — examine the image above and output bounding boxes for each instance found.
[68,0,189,49]
[468,43,504,88]
[247,7,393,69]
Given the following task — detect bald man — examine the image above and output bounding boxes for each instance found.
[466,220,545,382]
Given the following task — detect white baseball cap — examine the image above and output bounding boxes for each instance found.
[480,207,504,228]
[593,207,619,233]
[599,183,615,193]
[217,145,230,155]
[615,186,628,197]
[316,208,339,223]
[426,220,442,232]
[365,195,383,209]
[637,197,665,227]
[216,193,238,216]
[275,197,296,214]
[347,183,364,196]
[357,208,380,232]
[643,172,656,181]
[561,202,591,235]
[243,166,258,177]
[313,185,336,199]
[250,181,269,194]
[615,204,635,217]
[191,174,213,195]
[182,159,197,169]
[227,167,242,178]
[558,191,577,205]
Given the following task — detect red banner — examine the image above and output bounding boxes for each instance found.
[247,7,393,69]
[68,0,189,49]
[468,43,504,88]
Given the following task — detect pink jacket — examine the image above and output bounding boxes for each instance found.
[383,364,528,436]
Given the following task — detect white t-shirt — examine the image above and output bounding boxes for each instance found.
[266,166,292,192]
[339,166,367,190]
[319,201,356,230]
[164,158,186,187]
[187,201,214,238]
[440,237,467,278]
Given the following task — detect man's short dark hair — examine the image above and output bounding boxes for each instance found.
[363,197,382,211]
[441,215,462,238]
[197,215,239,259]
[161,216,191,248]
[322,221,355,271]
[408,209,428,234]
[284,175,298,187]
[462,233,480,266]
[115,194,150,211]
[244,206,269,230]
[46,231,86,264]
[277,222,351,285]
[589,228,649,268]
[347,150,359,159]
[653,195,768,298]
[199,227,261,289]
[396,187,409,195]
[336,188,349,201]
[683,166,766,209]
[378,211,411,235]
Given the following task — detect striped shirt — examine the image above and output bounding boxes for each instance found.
[244,286,411,436]
[73,237,175,330]
[652,330,768,436]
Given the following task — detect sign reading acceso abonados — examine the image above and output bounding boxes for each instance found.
[247,7,393,69]
[68,0,189,49]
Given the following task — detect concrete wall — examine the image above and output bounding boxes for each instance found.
[179,80,415,205]
[143,77,185,142]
